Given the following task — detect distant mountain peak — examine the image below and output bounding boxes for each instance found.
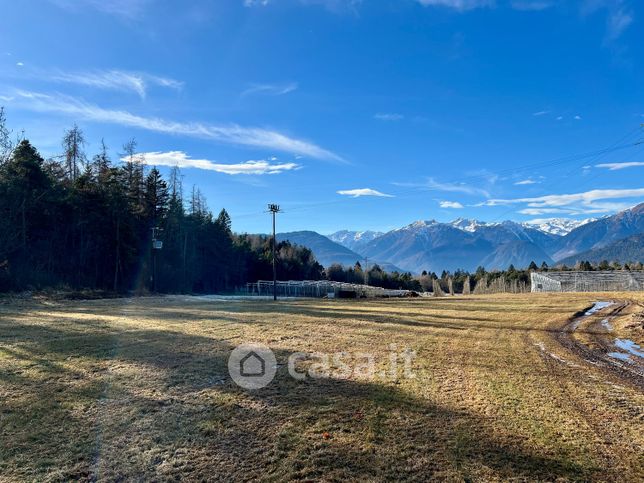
[327,229,384,253]
[403,219,439,230]
[521,218,595,236]
[450,218,496,232]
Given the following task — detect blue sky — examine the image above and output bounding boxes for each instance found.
[1,0,643,234]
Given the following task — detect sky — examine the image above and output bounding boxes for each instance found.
[1,0,643,235]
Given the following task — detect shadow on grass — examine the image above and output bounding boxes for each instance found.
[0,310,599,481]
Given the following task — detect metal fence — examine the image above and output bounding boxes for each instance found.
[244,280,411,298]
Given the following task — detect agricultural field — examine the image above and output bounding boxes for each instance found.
[0,293,642,481]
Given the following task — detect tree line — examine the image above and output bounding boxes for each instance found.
[3,110,638,295]
[0,112,323,293]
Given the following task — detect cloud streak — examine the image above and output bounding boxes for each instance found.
[241,82,298,97]
[482,188,644,214]
[415,0,493,10]
[424,177,490,197]
[606,7,633,41]
[595,161,644,171]
[127,151,300,175]
[337,188,394,198]
[50,69,183,99]
[50,0,154,19]
[5,90,342,161]
[374,113,404,121]
[483,188,644,207]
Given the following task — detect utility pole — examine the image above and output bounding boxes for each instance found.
[364,256,369,285]
[151,227,163,293]
[268,204,281,301]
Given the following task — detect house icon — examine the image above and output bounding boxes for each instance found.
[228,344,276,390]
[240,351,266,377]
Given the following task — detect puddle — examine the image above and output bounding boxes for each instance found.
[607,351,632,362]
[585,301,613,316]
[608,339,643,363]
[615,339,644,358]
[601,319,613,331]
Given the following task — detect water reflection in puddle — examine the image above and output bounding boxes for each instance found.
[608,339,644,363]
[585,301,613,316]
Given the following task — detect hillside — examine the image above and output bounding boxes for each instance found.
[359,221,493,273]
[552,203,644,261]
[479,240,554,271]
[558,233,644,266]
[277,231,403,272]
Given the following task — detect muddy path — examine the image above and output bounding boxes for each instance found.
[554,301,644,391]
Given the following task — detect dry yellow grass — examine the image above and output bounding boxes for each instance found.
[0,293,642,481]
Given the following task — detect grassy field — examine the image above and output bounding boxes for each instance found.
[0,293,642,481]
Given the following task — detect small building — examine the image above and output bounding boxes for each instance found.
[531,271,644,293]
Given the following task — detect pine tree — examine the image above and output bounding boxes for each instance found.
[62,124,87,180]
[216,208,232,234]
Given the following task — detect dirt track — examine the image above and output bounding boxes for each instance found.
[554,301,644,391]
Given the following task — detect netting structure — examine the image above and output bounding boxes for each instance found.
[531,271,644,292]
[244,280,411,298]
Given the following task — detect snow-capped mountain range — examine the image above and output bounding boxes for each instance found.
[448,217,595,236]
[300,205,643,273]
[519,218,596,236]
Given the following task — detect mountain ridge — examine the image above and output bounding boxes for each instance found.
[277,204,644,273]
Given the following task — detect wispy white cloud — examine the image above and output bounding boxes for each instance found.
[393,177,490,197]
[16,62,24,67]
[4,90,342,161]
[425,177,490,197]
[126,151,300,175]
[574,115,582,120]
[511,1,552,11]
[582,0,634,42]
[606,7,633,41]
[50,0,154,19]
[49,69,183,99]
[519,203,632,215]
[518,208,571,215]
[374,113,404,121]
[241,82,298,97]
[337,188,394,198]
[595,161,644,171]
[532,110,550,116]
[485,188,644,207]
[415,0,493,10]
[514,179,538,185]
[439,200,464,208]
[245,0,363,14]
[483,188,644,215]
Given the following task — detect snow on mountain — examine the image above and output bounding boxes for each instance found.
[521,218,595,236]
[450,218,498,233]
[397,220,439,231]
[327,230,384,252]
